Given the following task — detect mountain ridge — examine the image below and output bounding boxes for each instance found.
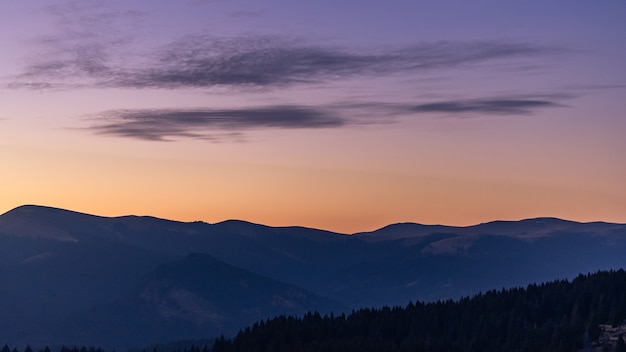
[3,204,624,236]
[1,204,626,349]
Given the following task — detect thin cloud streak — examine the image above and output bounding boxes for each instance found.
[11,32,559,90]
[91,106,344,141]
[410,98,563,115]
[89,96,565,141]
[8,1,563,90]
[121,37,553,89]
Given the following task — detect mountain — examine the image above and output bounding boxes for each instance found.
[346,217,626,306]
[0,206,344,350]
[1,205,625,349]
[139,253,344,340]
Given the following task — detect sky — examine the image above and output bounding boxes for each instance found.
[1,1,625,233]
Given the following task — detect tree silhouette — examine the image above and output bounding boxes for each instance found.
[211,270,626,352]
[616,335,626,352]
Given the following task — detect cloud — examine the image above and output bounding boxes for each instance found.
[121,37,555,89]
[11,22,559,90]
[9,1,561,90]
[564,84,626,91]
[90,106,344,141]
[88,95,565,142]
[331,96,566,119]
[409,97,564,115]
[10,1,143,89]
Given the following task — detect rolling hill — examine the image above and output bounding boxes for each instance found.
[1,205,625,349]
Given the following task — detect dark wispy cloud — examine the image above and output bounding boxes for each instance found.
[10,1,143,89]
[8,0,562,90]
[118,37,555,89]
[88,95,565,141]
[11,19,559,90]
[564,84,626,91]
[90,106,344,141]
[15,2,569,142]
[409,97,564,115]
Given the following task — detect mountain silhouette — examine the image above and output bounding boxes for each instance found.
[1,205,625,349]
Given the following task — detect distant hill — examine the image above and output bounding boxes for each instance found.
[1,205,625,349]
[140,252,344,338]
[0,206,343,349]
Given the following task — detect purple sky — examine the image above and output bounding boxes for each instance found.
[1,1,625,232]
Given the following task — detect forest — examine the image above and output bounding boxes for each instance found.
[211,270,626,352]
[2,270,626,352]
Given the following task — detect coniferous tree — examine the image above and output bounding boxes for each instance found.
[616,335,626,352]
[210,270,626,352]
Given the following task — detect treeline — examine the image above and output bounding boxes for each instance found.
[3,270,625,352]
[211,270,626,352]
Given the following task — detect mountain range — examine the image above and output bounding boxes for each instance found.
[1,205,625,350]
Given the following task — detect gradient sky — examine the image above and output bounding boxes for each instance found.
[1,1,625,233]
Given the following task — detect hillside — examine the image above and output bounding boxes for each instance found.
[1,205,625,349]
[210,270,626,352]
